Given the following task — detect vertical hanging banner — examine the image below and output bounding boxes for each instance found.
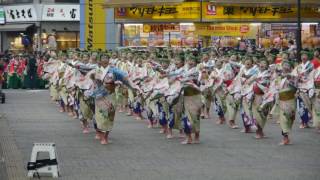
[82,0,106,50]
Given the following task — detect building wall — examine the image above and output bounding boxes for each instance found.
[105,8,119,50]
[79,0,120,50]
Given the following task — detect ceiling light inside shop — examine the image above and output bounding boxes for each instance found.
[180,23,194,26]
[303,23,318,25]
[124,24,143,26]
[250,23,262,26]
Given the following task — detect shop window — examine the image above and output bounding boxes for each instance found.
[122,23,320,49]
[55,32,80,50]
[41,32,79,51]
[123,24,198,48]
[6,32,27,52]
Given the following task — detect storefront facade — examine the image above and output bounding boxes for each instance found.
[113,1,320,49]
[0,4,38,52]
[0,3,80,52]
[40,4,80,50]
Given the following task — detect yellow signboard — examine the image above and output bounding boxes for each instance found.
[115,2,200,21]
[202,3,320,21]
[114,2,320,22]
[194,23,258,38]
[143,24,180,33]
[85,0,106,50]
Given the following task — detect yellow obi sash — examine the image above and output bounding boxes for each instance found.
[184,86,201,96]
[315,80,320,89]
[279,88,296,101]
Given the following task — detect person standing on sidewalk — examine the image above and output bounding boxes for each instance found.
[7,55,20,89]
[0,57,5,90]
[25,53,38,89]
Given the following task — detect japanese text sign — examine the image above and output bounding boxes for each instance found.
[194,23,258,38]
[4,5,37,22]
[115,2,200,22]
[42,5,80,21]
[143,24,180,33]
[203,3,320,21]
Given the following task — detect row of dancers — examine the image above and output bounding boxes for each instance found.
[43,47,320,145]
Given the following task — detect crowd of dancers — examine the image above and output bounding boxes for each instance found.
[0,53,47,89]
[42,46,320,145]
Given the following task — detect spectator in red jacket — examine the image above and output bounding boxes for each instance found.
[311,50,320,69]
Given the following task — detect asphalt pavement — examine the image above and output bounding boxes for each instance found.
[0,90,319,180]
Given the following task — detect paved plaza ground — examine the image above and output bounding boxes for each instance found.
[0,90,319,180]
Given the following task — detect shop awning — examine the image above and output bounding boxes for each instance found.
[104,0,184,8]
[0,24,33,32]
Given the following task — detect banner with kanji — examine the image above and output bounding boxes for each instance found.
[203,3,320,22]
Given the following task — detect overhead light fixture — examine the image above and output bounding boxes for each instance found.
[303,22,318,25]
[180,23,194,26]
[124,23,143,26]
[250,23,261,26]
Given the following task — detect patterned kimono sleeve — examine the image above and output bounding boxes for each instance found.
[77,64,95,72]
[288,74,298,88]
[109,67,135,90]
[110,67,128,82]
[85,87,96,98]
[168,71,180,78]
[86,85,106,99]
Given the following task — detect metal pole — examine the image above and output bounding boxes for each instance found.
[200,0,203,23]
[0,32,3,52]
[296,0,302,62]
[39,22,42,52]
[120,23,124,47]
[169,32,171,47]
